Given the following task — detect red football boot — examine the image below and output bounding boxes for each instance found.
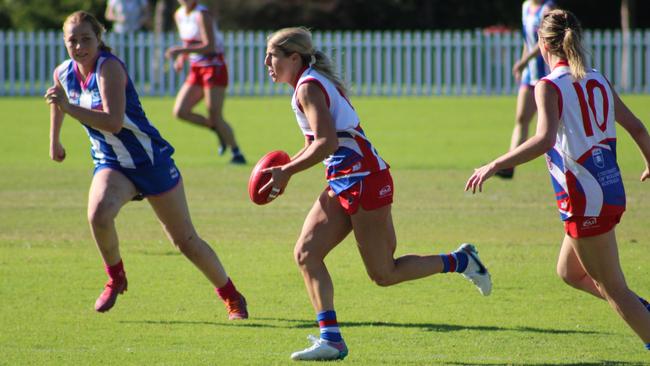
[224,294,248,320]
[94,277,127,312]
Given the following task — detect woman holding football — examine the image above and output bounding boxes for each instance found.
[466,9,650,351]
[262,27,492,361]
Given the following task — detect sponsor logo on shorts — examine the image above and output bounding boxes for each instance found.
[169,166,179,179]
[582,217,598,228]
[379,185,392,198]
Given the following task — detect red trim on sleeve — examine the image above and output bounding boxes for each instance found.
[297,78,330,108]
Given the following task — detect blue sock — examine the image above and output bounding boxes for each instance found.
[232,147,240,155]
[440,251,469,273]
[317,310,342,343]
[646,343,650,351]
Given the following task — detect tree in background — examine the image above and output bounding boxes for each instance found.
[1,0,649,31]
[0,0,106,30]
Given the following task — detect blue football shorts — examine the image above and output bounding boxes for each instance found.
[94,159,181,200]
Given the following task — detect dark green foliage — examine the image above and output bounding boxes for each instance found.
[0,0,106,30]
[1,0,649,30]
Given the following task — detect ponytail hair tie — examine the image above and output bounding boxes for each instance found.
[309,54,316,66]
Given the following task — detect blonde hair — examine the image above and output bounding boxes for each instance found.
[267,27,348,95]
[539,9,587,80]
[63,11,112,53]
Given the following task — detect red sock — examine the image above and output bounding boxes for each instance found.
[105,260,126,281]
[215,278,238,301]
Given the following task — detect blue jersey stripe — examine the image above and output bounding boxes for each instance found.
[115,128,152,168]
[56,52,174,168]
[86,126,118,165]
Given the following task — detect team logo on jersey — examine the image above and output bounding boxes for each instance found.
[592,148,605,169]
[352,162,361,172]
[68,89,79,101]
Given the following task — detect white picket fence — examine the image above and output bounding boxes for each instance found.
[1,29,650,97]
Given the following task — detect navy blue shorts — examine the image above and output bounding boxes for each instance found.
[94,159,181,199]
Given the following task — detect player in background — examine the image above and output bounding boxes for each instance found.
[466,9,650,351]
[497,0,556,179]
[165,0,246,164]
[262,27,492,361]
[45,10,248,319]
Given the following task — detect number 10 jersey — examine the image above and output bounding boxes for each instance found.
[540,61,625,220]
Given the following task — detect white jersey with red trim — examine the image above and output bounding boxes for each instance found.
[291,67,389,194]
[541,63,625,220]
[174,4,225,66]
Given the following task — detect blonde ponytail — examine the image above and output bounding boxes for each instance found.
[562,27,587,80]
[539,9,588,80]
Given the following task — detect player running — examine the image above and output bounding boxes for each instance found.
[467,9,650,352]
[262,27,492,361]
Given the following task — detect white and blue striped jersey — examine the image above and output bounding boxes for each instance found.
[521,0,554,85]
[55,51,174,169]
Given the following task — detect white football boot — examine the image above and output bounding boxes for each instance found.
[290,335,348,361]
[457,243,492,296]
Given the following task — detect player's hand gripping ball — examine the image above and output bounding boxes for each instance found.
[248,150,291,205]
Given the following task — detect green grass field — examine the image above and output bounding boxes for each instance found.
[1,95,649,365]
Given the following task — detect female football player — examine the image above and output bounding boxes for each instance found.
[262,27,492,361]
[45,10,247,319]
[165,0,246,164]
[466,9,650,351]
[497,0,555,179]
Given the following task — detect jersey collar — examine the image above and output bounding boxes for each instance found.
[292,66,309,89]
[553,59,569,70]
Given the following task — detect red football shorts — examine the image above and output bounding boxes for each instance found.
[331,169,394,215]
[564,213,622,238]
[186,55,229,88]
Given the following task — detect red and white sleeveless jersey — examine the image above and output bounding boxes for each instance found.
[291,67,389,194]
[174,4,225,66]
[541,61,625,220]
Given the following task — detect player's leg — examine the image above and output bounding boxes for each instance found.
[87,168,138,312]
[350,206,491,295]
[510,85,537,150]
[147,179,247,319]
[291,190,351,361]
[172,82,210,128]
[557,234,605,298]
[497,85,536,179]
[570,230,650,345]
[205,85,245,163]
[559,232,650,309]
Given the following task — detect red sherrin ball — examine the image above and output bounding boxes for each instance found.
[248,150,291,205]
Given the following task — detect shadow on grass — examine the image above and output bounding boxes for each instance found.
[446,362,644,366]
[120,317,606,335]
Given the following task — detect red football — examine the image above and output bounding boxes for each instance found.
[248,150,291,205]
